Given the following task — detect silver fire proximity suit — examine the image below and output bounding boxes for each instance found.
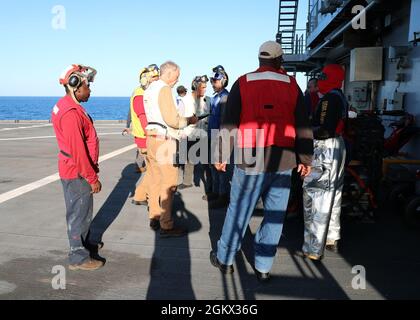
[302,136,346,257]
[302,86,348,258]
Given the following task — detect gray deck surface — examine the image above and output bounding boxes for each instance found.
[0,121,419,300]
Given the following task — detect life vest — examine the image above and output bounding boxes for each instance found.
[238,67,299,148]
[51,95,99,170]
[144,79,169,135]
[130,86,146,139]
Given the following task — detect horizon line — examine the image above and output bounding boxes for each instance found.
[0,96,130,98]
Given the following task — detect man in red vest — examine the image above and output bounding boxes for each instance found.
[51,64,104,271]
[210,41,313,282]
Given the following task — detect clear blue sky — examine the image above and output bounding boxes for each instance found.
[0,0,309,97]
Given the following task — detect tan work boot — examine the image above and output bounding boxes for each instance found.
[325,240,339,253]
[69,259,104,271]
[303,252,322,261]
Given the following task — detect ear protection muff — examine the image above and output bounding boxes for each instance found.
[140,76,148,89]
[66,73,84,103]
[191,78,198,91]
[68,74,82,89]
[139,68,149,89]
[221,71,229,88]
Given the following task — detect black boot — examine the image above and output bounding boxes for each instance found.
[210,251,234,274]
[202,192,219,201]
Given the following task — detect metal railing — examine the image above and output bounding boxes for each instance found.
[308,0,347,36]
[294,29,307,54]
[308,0,321,35]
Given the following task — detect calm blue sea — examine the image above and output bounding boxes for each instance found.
[0,97,130,120]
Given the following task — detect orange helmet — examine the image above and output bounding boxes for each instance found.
[59,64,97,88]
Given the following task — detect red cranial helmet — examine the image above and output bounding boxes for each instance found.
[318,64,345,94]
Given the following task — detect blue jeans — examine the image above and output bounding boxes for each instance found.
[61,178,93,265]
[216,167,292,273]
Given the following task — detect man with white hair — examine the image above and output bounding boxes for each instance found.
[143,61,198,237]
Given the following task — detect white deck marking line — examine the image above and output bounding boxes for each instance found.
[0,144,136,205]
[0,136,56,141]
[0,124,125,132]
[0,132,122,141]
[0,124,52,131]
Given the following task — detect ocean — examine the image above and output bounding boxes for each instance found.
[0,97,130,120]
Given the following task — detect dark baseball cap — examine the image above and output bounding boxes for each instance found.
[177,85,187,94]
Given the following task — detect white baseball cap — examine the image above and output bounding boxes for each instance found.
[258,41,284,59]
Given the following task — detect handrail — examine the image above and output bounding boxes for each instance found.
[293,29,307,55]
[309,0,320,34]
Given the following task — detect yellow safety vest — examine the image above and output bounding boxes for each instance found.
[130,87,146,139]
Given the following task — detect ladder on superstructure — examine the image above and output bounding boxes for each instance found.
[276,0,299,55]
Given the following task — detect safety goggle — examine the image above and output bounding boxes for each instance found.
[140,64,159,78]
[212,65,225,73]
[147,64,159,72]
[194,75,209,83]
[75,65,97,83]
[318,72,328,81]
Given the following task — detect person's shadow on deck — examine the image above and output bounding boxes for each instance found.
[146,192,202,300]
[207,193,350,299]
[86,163,140,257]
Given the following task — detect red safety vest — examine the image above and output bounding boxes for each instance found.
[238,67,299,148]
[51,95,99,180]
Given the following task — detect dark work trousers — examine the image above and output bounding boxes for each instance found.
[61,177,93,265]
[180,138,212,193]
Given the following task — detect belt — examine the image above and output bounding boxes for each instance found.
[147,122,168,134]
[148,122,167,129]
